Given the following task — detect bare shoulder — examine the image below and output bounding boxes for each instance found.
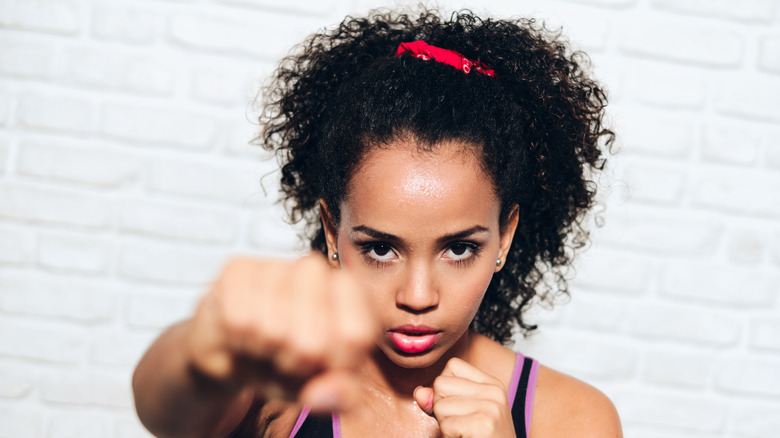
[468,333,521,388]
[531,365,622,438]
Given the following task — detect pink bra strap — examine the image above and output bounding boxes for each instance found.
[507,352,525,408]
[525,359,540,435]
[332,411,342,438]
[288,406,310,438]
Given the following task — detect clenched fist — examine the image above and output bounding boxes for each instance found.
[186,254,378,411]
[414,358,516,438]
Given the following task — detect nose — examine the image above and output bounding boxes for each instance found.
[395,261,439,312]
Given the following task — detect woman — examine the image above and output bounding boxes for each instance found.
[133,7,621,438]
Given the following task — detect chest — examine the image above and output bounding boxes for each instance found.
[339,403,441,438]
[269,399,441,438]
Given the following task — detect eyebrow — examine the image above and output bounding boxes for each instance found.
[350,225,490,245]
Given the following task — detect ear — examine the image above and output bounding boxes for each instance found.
[319,200,339,266]
[496,205,519,272]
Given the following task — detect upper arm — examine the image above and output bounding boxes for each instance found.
[530,366,622,438]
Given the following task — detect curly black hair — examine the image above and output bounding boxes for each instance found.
[258,7,614,345]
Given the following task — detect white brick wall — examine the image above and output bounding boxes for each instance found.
[0,0,778,437]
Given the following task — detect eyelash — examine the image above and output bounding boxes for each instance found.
[444,242,481,266]
[358,241,482,267]
[359,242,396,268]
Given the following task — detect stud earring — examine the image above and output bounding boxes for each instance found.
[331,253,339,261]
[496,259,502,266]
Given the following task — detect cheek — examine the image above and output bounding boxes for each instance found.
[444,262,497,322]
[460,269,494,311]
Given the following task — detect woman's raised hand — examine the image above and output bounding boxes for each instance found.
[186,254,378,411]
[414,358,516,438]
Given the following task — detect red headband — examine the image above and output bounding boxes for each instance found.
[395,41,496,77]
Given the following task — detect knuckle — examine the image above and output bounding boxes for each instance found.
[274,348,323,377]
[487,385,505,402]
[218,256,264,284]
[485,400,503,418]
[295,253,328,273]
[256,317,286,345]
[432,376,448,393]
[443,356,460,372]
[291,334,328,358]
[437,418,456,438]
[286,348,324,369]
[478,412,498,433]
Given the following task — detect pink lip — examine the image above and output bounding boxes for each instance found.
[388,325,441,354]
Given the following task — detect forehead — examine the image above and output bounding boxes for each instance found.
[341,140,500,232]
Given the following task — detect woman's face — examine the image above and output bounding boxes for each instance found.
[323,139,517,369]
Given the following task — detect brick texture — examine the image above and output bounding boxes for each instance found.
[17,139,142,188]
[0,0,80,34]
[0,364,34,398]
[0,38,55,79]
[0,224,36,265]
[0,93,10,126]
[125,290,198,329]
[629,303,742,346]
[91,5,161,45]
[0,319,86,363]
[62,47,176,95]
[118,199,240,244]
[0,404,43,438]
[733,404,780,438]
[37,232,111,274]
[619,20,743,67]
[750,317,780,351]
[0,184,111,229]
[16,93,94,134]
[48,412,110,438]
[715,356,780,397]
[716,75,780,123]
[100,103,218,150]
[1,1,779,437]
[651,0,777,22]
[692,169,780,217]
[0,271,116,321]
[758,35,780,74]
[614,390,727,432]
[40,370,133,408]
[117,241,229,285]
[642,347,714,389]
[659,263,776,307]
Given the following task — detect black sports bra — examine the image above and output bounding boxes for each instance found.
[289,353,539,438]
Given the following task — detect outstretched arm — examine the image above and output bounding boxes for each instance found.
[132,256,377,438]
[132,320,255,438]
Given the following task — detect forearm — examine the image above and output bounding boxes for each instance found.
[132,320,254,438]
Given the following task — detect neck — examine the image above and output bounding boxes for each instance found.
[361,329,476,399]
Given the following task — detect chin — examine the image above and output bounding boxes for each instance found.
[376,341,450,369]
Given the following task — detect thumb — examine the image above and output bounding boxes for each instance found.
[413,386,434,416]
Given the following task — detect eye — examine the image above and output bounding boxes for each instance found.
[443,242,478,261]
[362,243,398,262]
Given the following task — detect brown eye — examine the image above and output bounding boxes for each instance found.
[363,243,398,262]
[450,244,468,256]
[373,244,391,257]
[443,243,477,261]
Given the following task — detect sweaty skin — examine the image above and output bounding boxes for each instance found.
[319,140,520,437]
[133,138,622,438]
[330,141,508,371]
